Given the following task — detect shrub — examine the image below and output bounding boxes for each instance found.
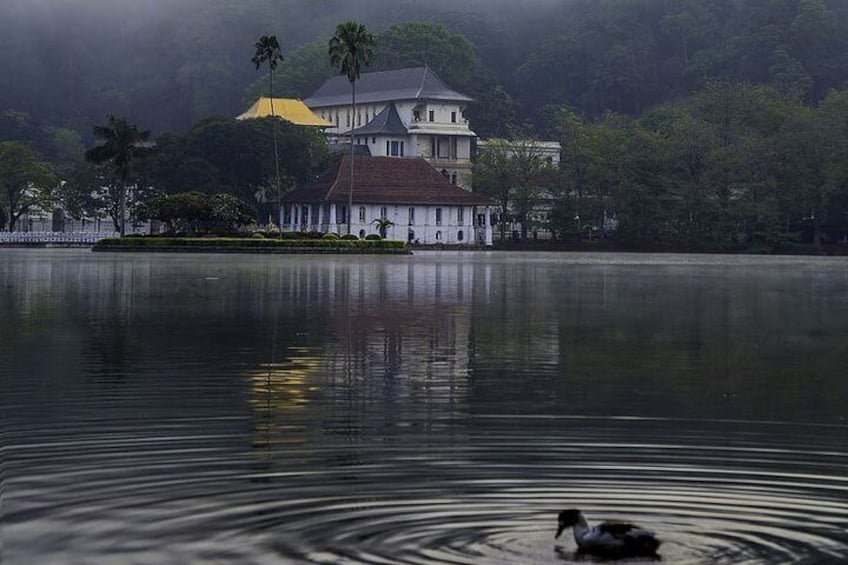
[322,232,340,239]
[251,232,265,239]
[341,234,358,240]
[365,234,382,241]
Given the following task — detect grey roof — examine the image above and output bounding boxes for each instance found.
[344,103,408,137]
[305,67,474,108]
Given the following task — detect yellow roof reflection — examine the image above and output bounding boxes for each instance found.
[236,97,333,127]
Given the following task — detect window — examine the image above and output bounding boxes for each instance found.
[429,109,434,122]
[413,109,421,121]
[435,208,442,226]
[451,111,457,123]
[339,206,347,224]
[346,111,350,127]
[386,141,390,156]
[359,207,366,223]
[389,141,404,157]
[372,137,376,144]
[408,207,415,225]
[457,230,464,241]
[450,172,457,185]
[437,138,450,158]
[283,205,292,225]
[357,111,362,126]
[457,208,464,225]
[359,229,366,239]
[380,206,388,220]
[435,230,442,241]
[335,112,339,126]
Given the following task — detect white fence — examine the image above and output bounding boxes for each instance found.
[0,232,114,244]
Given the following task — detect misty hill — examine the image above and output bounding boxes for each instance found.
[1,0,847,138]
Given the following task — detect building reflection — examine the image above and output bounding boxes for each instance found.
[246,257,497,462]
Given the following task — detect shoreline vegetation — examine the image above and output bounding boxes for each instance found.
[92,236,410,254]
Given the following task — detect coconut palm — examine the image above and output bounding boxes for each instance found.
[329,21,375,234]
[85,115,151,236]
[251,34,284,231]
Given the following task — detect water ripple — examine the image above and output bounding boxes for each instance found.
[6,417,847,564]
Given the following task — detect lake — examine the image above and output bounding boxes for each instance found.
[2,249,847,564]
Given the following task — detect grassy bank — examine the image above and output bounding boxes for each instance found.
[93,237,410,254]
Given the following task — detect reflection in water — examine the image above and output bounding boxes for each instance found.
[2,249,847,565]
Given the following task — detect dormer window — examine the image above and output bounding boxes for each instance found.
[413,109,421,122]
[429,110,435,122]
[451,111,457,123]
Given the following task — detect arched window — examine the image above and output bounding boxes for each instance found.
[359,207,366,223]
[435,230,442,241]
[359,229,366,239]
[457,230,464,241]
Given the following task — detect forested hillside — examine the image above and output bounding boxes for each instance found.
[2,0,846,137]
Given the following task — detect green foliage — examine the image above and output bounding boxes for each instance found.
[329,21,376,84]
[95,236,408,251]
[139,117,329,213]
[473,139,557,239]
[84,115,153,235]
[364,234,382,241]
[322,232,340,239]
[0,141,56,231]
[245,40,335,102]
[138,191,255,235]
[371,217,394,238]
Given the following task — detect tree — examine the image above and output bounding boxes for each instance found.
[0,141,56,232]
[84,115,152,236]
[371,217,394,238]
[473,139,555,240]
[329,21,375,234]
[251,34,284,230]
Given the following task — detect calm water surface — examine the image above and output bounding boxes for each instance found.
[2,249,847,564]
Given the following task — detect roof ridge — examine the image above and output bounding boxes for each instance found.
[415,67,428,99]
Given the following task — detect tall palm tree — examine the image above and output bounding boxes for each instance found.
[329,21,375,234]
[85,115,151,236]
[252,34,284,232]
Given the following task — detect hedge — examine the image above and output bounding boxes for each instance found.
[96,237,408,250]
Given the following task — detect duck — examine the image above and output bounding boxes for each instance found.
[555,509,661,558]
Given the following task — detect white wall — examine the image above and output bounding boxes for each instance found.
[284,202,486,245]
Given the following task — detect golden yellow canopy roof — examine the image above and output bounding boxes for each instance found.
[236,98,333,127]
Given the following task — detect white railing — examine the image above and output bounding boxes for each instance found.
[0,232,114,244]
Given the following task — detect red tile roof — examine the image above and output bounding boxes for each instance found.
[283,156,493,206]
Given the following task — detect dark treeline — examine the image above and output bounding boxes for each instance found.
[2,0,848,247]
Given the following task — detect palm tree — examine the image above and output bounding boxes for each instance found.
[371,217,395,238]
[85,115,151,236]
[252,34,284,232]
[329,21,375,234]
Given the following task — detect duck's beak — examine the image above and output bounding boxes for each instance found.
[555,522,565,539]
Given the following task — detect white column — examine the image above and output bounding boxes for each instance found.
[484,207,493,246]
[329,204,337,234]
[305,204,311,231]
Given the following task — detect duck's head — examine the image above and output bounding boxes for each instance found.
[555,509,583,539]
